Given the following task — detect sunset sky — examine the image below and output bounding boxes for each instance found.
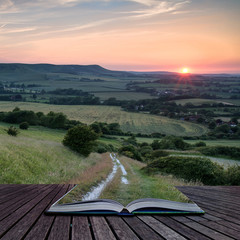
[0,0,240,73]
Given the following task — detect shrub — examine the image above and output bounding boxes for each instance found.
[152,136,191,150]
[225,165,240,185]
[142,156,225,185]
[19,122,29,130]
[198,146,240,159]
[151,150,169,159]
[63,124,98,156]
[93,142,117,153]
[140,146,153,157]
[6,126,19,136]
[194,141,206,147]
[118,145,143,161]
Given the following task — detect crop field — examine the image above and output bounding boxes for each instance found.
[0,101,208,136]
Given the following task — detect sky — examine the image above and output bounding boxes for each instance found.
[0,0,240,73]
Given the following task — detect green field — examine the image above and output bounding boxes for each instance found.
[0,101,208,136]
[0,122,102,184]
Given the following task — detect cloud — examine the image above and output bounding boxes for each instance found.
[0,26,36,33]
[0,0,13,9]
[0,0,19,13]
[126,0,191,18]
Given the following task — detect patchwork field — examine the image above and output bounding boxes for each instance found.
[0,101,208,136]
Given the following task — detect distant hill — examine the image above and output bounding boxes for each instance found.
[0,63,132,82]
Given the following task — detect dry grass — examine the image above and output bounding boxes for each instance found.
[60,153,113,202]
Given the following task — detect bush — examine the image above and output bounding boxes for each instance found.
[118,145,143,161]
[225,165,240,185]
[151,136,191,150]
[140,146,152,157]
[151,150,169,159]
[63,124,98,156]
[6,126,19,136]
[142,156,225,185]
[93,142,117,153]
[194,141,206,147]
[198,146,240,159]
[19,122,29,130]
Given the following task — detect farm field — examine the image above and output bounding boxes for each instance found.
[93,91,156,100]
[173,98,239,106]
[0,101,208,136]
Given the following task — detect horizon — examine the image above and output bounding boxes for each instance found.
[1,62,240,75]
[1,0,240,74]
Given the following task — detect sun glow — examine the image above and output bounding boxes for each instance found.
[181,68,189,74]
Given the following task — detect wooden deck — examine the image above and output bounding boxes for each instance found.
[0,185,240,240]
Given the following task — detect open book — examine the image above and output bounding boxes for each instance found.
[46,186,204,215]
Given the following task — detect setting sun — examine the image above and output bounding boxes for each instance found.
[181,68,189,74]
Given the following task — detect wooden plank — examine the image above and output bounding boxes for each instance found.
[184,221,234,240]
[106,216,140,240]
[0,184,52,221]
[178,187,240,207]
[47,216,71,240]
[72,216,93,240]
[123,216,164,240]
[0,185,58,239]
[155,216,210,240]
[0,185,35,202]
[48,185,76,240]
[201,213,222,221]
[182,195,240,221]
[199,220,240,239]
[138,216,186,240]
[195,205,240,225]
[90,216,116,240]
[24,184,71,240]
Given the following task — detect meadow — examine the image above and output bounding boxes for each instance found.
[0,123,103,184]
[100,155,193,206]
[0,101,208,136]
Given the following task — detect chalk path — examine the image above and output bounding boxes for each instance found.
[82,153,128,201]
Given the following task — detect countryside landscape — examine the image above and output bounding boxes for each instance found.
[1,63,240,195]
[1,0,240,238]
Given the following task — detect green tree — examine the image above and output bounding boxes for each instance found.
[62,125,98,156]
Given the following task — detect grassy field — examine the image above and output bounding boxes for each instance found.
[0,101,208,136]
[0,122,103,184]
[100,155,194,206]
[173,98,239,106]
